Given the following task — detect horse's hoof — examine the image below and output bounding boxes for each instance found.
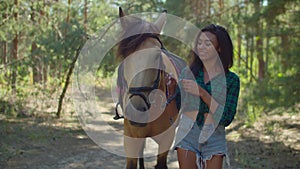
[154,165,167,169]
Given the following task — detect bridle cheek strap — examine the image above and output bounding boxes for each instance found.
[128,70,161,109]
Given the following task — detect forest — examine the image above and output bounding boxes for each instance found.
[0,0,300,168]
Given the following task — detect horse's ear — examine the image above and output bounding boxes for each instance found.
[119,7,125,17]
[119,7,129,29]
[154,10,167,33]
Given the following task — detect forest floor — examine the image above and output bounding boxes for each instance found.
[0,87,300,169]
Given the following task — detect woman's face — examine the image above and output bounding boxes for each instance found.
[196,31,219,62]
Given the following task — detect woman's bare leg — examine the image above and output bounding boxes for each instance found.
[176,148,198,169]
[205,155,223,169]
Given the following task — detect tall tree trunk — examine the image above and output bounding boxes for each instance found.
[56,46,81,118]
[11,36,18,92]
[188,0,205,23]
[237,27,241,67]
[1,11,8,86]
[237,0,241,67]
[207,0,211,18]
[11,0,18,93]
[265,35,270,76]
[40,0,48,84]
[65,0,71,36]
[245,0,250,80]
[31,2,42,84]
[250,34,254,82]
[281,34,289,72]
[58,0,71,80]
[1,13,7,65]
[219,0,224,9]
[2,42,7,65]
[257,35,265,80]
[219,0,224,21]
[254,0,265,80]
[245,30,249,79]
[84,0,88,32]
[32,42,41,83]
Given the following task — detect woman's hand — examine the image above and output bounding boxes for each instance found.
[181,79,201,96]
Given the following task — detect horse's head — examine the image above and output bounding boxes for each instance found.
[118,7,167,125]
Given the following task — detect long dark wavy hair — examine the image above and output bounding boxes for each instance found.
[189,24,234,76]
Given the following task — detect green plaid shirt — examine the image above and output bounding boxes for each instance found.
[178,68,240,127]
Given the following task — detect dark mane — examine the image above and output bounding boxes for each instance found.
[117,16,159,59]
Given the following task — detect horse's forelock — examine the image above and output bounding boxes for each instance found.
[118,17,159,59]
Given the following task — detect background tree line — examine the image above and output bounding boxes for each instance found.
[0,0,299,123]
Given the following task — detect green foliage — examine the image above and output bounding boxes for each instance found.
[0,0,299,123]
[97,48,118,78]
[0,88,30,117]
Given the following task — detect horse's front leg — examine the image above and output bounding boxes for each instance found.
[155,151,168,169]
[125,148,145,169]
[126,157,138,169]
[153,125,176,169]
[125,157,145,169]
[124,135,145,169]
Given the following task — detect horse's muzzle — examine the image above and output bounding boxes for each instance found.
[124,95,150,127]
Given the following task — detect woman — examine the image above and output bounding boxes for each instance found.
[174,24,240,169]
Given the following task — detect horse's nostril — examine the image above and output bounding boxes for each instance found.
[129,95,150,112]
[134,105,143,111]
[134,105,148,112]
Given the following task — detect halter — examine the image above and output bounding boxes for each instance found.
[114,34,179,120]
[128,70,161,109]
[124,34,164,110]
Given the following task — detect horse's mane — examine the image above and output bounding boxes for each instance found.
[117,16,160,59]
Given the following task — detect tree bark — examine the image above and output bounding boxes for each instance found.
[2,42,7,65]
[65,0,71,36]
[11,0,18,93]
[84,0,88,32]
[250,33,254,82]
[265,35,270,76]
[56,46,81,118]
[246,30,249,79]
[254,0,265,80]
[41,0,48,84]
[32,42,42,83]
[281,34,289,72]
[219,0,224,21]
[207,0,211,18]
[237,0,241,67]
[31,2,43,83]
[1,12,7,65]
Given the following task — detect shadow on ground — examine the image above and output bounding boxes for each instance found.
[1,113,300,169]
[1,86,300,169]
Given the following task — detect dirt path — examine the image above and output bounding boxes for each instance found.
[1,88,300,169]
[0,115,180,169]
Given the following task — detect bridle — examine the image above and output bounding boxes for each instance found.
[128,70,161,109]
[127,34,165,109]
[114,34,179,120]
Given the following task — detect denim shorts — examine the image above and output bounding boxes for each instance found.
[173,114,230,169]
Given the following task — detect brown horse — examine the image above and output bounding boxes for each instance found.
[116,7,183,169]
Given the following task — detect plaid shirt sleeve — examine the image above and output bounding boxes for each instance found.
[177,67,201,112]
[213,72,240,127]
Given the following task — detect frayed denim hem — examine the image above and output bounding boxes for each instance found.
[198,152,231,169]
